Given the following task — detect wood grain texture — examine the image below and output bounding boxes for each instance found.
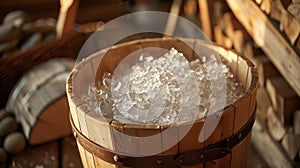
[266,76,300,125]
[230,132,252,168]
[227,0,300,97]
[67,37,258,168]
[204,106,235,168]
[5,59,74,145]
[179,119,204,168]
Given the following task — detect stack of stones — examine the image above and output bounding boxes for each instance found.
[0,109,26,168]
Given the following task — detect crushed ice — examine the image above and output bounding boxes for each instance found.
[77,48,245,124]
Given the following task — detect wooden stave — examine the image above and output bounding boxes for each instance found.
[67,37,258,168]
[6,58,75,144]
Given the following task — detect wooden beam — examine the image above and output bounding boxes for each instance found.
[198,0,213,40]
[227,0,300,97]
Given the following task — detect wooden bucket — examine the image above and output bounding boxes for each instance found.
[67,38,258,168]
[6,58,74,145]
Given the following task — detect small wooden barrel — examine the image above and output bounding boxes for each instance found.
[67,38,258,168]
[6,58,74,145]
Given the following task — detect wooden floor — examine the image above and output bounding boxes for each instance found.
[10,136,83,168]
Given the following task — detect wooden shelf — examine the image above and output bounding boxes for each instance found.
[226,0,300,97]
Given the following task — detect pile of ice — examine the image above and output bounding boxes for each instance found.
[80,48,245,124]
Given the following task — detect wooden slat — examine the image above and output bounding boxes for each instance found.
[227,0,300,97]
[67,73,81,130]
[231,94,251,167]
[230,131,252,168]
[123,124,162,157]
[248,65,258,114]
[161,125,178,156]
[86,112,115,168]
[72,60,94,97]
[234,78,251,133]
[178,119,204,168]
[204,106,235,168]
[69,57,97,168]
[77,104,96,168]
[96,41,142,80]
[231,58,252,167]
[76,142,89,168]
[236,55,250,87]
[86,112,113,150]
